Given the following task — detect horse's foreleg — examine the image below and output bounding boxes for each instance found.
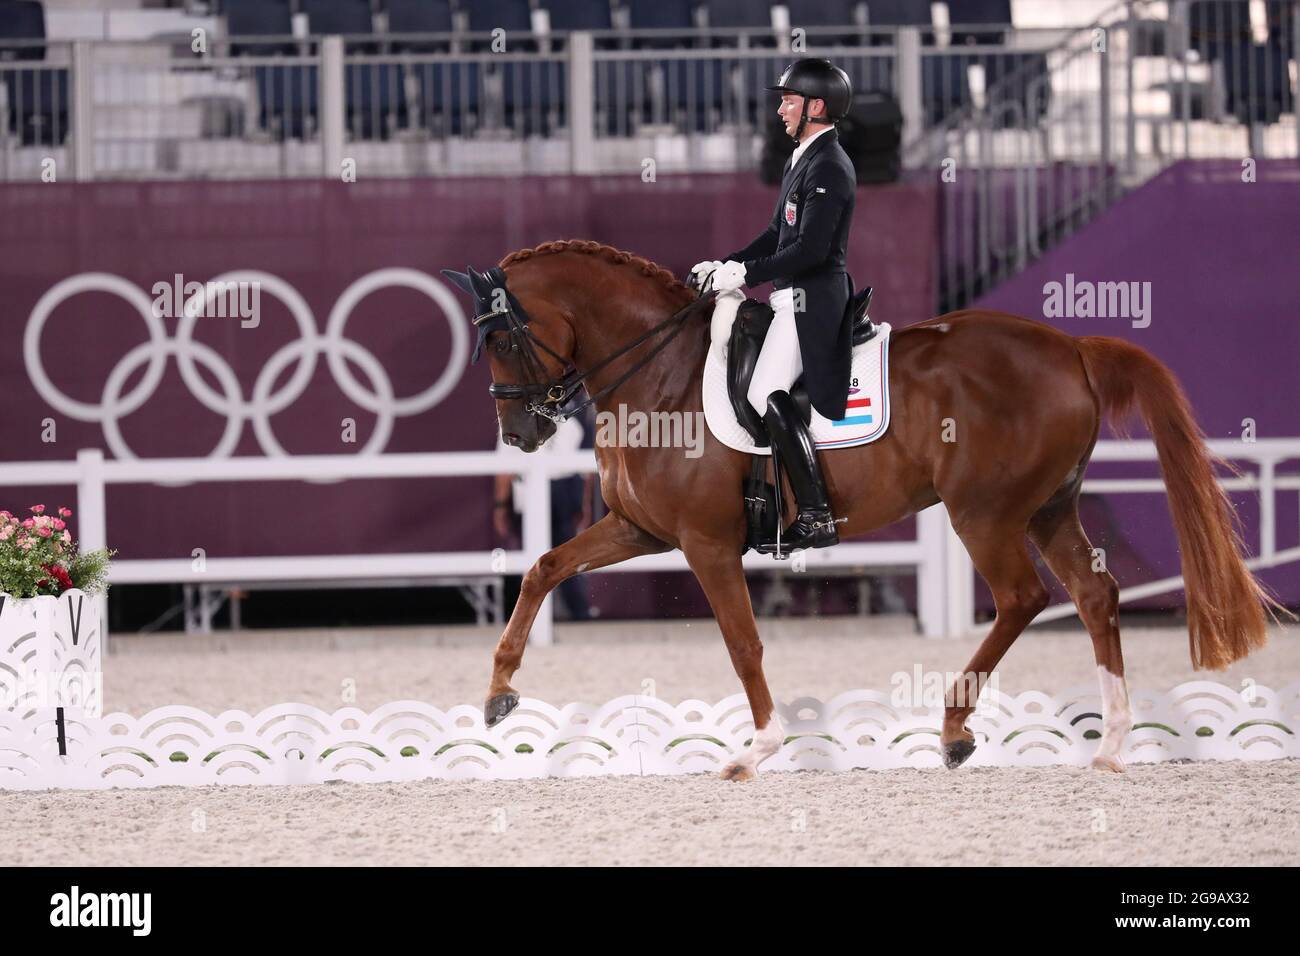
[940,520,1049,769]
[683,537,783,782]
[484,511,669,726]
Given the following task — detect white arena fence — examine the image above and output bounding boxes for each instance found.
[0,591,1296,789]
[2,684,1298,790]
[0,438,1297,646]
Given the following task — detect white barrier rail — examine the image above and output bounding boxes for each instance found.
[0,447,969,646]
[1040,437,1300,625]
[0,438,1295,645]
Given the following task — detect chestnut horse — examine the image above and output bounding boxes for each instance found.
[452,240,1276,779]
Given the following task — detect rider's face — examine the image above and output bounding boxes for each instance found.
[778,93,824,138]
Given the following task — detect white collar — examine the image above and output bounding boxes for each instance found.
[790,125,834,171]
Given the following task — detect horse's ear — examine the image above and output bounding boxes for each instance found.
[467,266,497,300]
[441,269,476,299]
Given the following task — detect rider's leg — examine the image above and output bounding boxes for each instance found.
[757,391,839,554]
[745,288,802,416]
[746,289,839,555]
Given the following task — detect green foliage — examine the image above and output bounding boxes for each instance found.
[68,547,114,596]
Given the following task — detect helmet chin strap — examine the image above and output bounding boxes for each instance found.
[790,97,832,143]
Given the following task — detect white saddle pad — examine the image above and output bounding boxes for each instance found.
[703,319,893,455]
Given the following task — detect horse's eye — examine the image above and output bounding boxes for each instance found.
[492,335,510,354]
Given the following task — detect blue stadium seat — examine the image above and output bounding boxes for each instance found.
[1188,1,1254,60]
[923,54,972,126]
[303,0,405,138]
[539,0,613,33]
[405,60,482,135]
[225,0,296,56]
[1219,38,1292,124]
[946,1,1039,127]
[947,0,1013,46]
[464,0,561,133]
[1265,0,1295,56]
[705,0,775,43]
[981,50,1050,128]
[625,0,720,131]
[226,0,313,138]
[388,0,454,46]
[865,0,931,27]
[466,0,536,50]
[389,0,477,135]
[0,0,70,145]
[627,0,695,47]
[303,0,376,51]
[785,0,862,45]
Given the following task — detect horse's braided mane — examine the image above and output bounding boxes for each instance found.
[499,240,695,305]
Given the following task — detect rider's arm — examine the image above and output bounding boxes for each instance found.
[738,164,854,287]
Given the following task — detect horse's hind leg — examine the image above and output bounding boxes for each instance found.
[484,511,669,727]
[940,519,1050,768]
[1029,497,1130,773]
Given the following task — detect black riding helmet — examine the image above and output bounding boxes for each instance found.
[766,58,853,141]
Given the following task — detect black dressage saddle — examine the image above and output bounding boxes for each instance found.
[727,284,875,446]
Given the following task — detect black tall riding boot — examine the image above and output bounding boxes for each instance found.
[756,390,841,556]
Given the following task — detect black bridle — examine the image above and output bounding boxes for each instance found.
[443,266,717,424]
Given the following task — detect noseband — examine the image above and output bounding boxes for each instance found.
[452,266,717,424]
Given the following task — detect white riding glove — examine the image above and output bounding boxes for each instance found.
[709,260,747,292]
[690,260,722,286]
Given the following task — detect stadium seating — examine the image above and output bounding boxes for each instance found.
[304,0,404,138]
[0,0,69,146]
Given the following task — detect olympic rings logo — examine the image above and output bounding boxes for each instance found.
[24,268,470,461]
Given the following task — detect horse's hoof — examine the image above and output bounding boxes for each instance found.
[484,692,520,727]
[942,738,976,769]
[1090,754,1125,774]
[720,762,755,782]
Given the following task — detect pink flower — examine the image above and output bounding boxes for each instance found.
[0,511,9,519]
[0,527,11,541]
[52,518,65,530]
[21,518,34,528]
[58,507,72,518]
[30,505,45,514]
[19,539,33,551]
[60,531,71,544]
[37,527,53,538]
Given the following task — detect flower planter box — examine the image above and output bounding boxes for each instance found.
[0,589,102,720]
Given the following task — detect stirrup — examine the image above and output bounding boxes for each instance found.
[757,512,844,557]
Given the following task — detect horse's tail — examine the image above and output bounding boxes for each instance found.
[1075,335,1285,669]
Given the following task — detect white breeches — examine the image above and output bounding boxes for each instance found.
[746,287,802,416]
[708,287,803,417]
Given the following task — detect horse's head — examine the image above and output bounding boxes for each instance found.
[442,264,576,453]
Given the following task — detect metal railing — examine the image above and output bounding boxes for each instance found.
[2,8,1292,183]
[913,0,1299,313]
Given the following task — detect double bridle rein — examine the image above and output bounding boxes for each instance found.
[464,266,717,424]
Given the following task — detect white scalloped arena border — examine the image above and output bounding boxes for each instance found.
[1,681,1296,790]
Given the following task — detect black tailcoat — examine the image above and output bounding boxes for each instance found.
[725,127,856,421]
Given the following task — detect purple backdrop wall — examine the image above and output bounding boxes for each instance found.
[973,159,1300,606]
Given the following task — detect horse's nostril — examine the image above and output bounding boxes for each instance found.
[503,432,522,446]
